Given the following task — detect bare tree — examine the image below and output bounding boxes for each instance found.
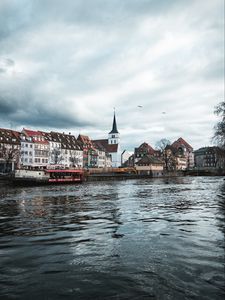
[51,148,62,165]
[0,145,19,173]
[155,138,171,151]
[213,101,225,149]
[69,151,79,168]
[155,139,172,171]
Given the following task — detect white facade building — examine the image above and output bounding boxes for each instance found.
[49,132,83,168]
[20,129,49,168]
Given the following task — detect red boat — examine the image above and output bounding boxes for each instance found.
[13,169,84,185]
[45,169,84,183]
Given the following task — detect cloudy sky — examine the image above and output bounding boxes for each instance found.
[0,0,224,151]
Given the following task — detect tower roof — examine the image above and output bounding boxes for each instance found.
[109,112,119,134]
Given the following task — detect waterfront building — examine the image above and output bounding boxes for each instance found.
[50,132,83,168]
[0,128,21,172]
[40,131,62,166]
[194,146,225,170]
[92,141,108,168]
[162,138,194,171]
[135,155,164,176]
[20,129,49,169]
[134,142,155,164]
[77,134,94,168]
[171,137,194,169]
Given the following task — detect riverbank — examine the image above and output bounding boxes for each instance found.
[0,169,224,185]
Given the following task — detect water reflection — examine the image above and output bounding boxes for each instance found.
[0,177,224,299]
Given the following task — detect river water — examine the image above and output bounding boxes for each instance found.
[0,176,224,300]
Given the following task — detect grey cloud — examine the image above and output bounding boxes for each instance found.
[0,92,93,129]
[0,57,15,73]
[0,97,18,114]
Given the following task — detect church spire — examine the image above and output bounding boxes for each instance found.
[109,110,119,134]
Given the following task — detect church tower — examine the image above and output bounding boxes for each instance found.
[107,111,121,167]
[108,111,120,145]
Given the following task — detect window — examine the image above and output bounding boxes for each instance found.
[25,144,28,147]
[30,144,32,148]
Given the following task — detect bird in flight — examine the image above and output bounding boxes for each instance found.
[137,105,143,108]
[162,112,166,114]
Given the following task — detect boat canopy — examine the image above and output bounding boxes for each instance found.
[45,169,83,173]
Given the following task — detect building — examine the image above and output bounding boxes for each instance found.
[20,129,49,168]
[171,137,194,169]
[39,131,62,166]
[77,134,94,168]
[135,155,164,176]
[93,140,108,168]
[0,128,21,173]
[93,112,121,167]
[194,147,225,170]
[134,142,155,164]
[50,132,83,168]
[162,138,194,171]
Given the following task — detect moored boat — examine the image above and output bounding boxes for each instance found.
[12,169,84,185]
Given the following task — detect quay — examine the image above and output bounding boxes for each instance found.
[1,167,224,186]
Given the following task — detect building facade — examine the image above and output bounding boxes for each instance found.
[171,137,194,169]
[50,132,83,168]
[194,147,225,170]
[135,155,164,176]
[20,129,49,169]
[0,128,21,173]
[134,142,155,165]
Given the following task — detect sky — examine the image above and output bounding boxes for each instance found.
[0,0,224,151]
